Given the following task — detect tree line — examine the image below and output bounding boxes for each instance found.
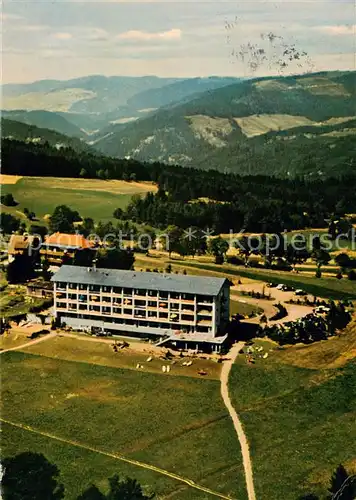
[2,139,356,234]
[2,452,355,500]
[1,452,153,500]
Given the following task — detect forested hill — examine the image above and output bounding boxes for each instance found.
[1,119,91,153]
[2,139,356,233]
[93,71,356,177]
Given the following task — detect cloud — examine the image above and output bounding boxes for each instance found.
[18,24,49,32]
[315,24,355,36]
[1,13,23,22]
[87,28,109,42]
[53,32,73,40]
[117,28,182,42]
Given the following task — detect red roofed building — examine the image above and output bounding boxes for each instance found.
[40,232,95,265]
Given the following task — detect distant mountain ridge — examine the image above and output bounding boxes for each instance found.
[1,118,91,153]
[92,71,356,177]
[1,75,243,133]
[1,110,85,138]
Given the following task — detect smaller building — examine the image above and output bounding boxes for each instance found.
[8,234,38,263]
[40,232,94,265]
[27,279,54,299]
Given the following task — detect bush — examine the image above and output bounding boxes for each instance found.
[347,270,356,281]
[226,255,244,265]
[29,298,53,313]
[1,193,17,206]
[315,268,322,278]
[269,303,288,321]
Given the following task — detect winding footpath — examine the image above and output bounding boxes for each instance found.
[220,342,256,500]
[0,332,57,354]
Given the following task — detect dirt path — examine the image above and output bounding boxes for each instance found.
[1,418,234,500]
[220,342,256,500]
[0,332,57,354]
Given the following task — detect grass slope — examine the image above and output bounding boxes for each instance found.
[1,177,156,222]
[0,351,246,499]
[177,261,356,300]
[229,324,356,499]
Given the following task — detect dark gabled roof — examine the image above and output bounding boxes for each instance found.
[51,265,228,296]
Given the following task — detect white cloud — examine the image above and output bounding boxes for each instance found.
[1,13,23,22]
[87,28,109,42]
[117,28,182,42]
[53,32,73,40]
[18,24,49,32]
[315,24,356,36]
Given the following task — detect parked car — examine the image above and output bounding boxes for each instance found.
[314,306,330,314]
[295,289,307,296]
[266,282,277,288]
[276,284,294,292]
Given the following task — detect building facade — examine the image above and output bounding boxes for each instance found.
[52,265,230,350]
[40,233,94,265]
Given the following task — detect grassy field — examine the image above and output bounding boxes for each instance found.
[20,334,222,380]
[229,321,356,500]
[1,351,247,500]
[1,176,157,222]
[175,261,356,300]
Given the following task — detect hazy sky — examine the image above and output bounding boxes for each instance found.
[2,0,355,83]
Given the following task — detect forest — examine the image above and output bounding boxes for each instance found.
[2,139,356,234]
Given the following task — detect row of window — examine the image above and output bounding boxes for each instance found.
[56,283,212,302]
[61,312,212,333]
[57,304,212,324]
[56,295,205,311]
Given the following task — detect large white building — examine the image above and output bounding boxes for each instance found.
[52,265,230,351]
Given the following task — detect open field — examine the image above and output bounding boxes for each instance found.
[0,331,34,351]
[1,351,246,499]
[1,176,157,222]
[229,320,356,500]
[173,261,356,300]
[0,174,23,184]
[17,333,222,380]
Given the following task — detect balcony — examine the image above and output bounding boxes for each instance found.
[180,298,195,305]
[197,319,212,326]
[197,309,212,316]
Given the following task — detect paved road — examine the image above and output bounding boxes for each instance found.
[220,342,256,500]
[0,332,57,354]
[233,282,315,325]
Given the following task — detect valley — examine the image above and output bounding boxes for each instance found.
[1,67,356,500]
[2,71,355,177]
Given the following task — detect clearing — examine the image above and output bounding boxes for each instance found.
[1,350,247,499]
[1,176,157,222]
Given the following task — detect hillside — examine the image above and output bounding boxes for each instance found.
[94,71,356,177]
[1,119,91,153]
[1,75,241,133]
[1,110,85,138]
